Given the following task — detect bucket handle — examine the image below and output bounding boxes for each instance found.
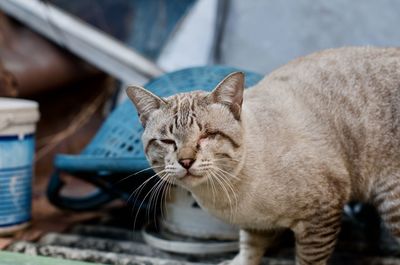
[0,114,13,132]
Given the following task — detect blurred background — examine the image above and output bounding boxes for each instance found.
[1,0,400,264]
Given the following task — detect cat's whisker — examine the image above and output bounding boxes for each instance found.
[167,176,175,199]
[128,174,161,211]
[205,170,216,204]
[147,178,161,224]
[140,174,164,223]
[213,166,241,181]
[151,172,175,226]
[160,174,173,223]
[132,165,164,175]
[133,171,169,228]
[211,168,239,218]
[212,168,239,216]
[158,173,172,223]
[209,169,235,221]
[167,177,176,210]
[147,174,169,226]
[159,176,168,223]
[115,165,164,184]
[209,170,219,205]
[145,174,170,227]
[127,169,166,206]
[152,177,167,227]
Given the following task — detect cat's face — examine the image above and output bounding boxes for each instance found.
[126,72,245,189]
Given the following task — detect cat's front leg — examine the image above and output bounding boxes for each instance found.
[220,229,279,265]
[293,209,342,265]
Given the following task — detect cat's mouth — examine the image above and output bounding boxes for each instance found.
[175,171,205,187]
[178,172,205,187]
[183,173,202,179]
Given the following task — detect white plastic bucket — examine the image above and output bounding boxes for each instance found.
[143,187,239,255]
[162,187,239,240]
[0,98,40,235]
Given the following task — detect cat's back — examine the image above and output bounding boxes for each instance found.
[245,47,400,197]
[250,46,400,104]
[252,47,400,123]
[248,47,400,131]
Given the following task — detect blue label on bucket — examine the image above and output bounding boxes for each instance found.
[0,134,34,226]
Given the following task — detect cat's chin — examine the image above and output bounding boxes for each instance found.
[177,173,206,188]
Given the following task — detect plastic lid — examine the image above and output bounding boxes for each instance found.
[0,98,38,111]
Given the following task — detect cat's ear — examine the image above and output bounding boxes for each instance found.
[208,71,244,120]
[126,85,166,127]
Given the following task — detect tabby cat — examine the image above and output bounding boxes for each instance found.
[126,47,400,265]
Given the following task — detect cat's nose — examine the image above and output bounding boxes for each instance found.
[179,158,195,169]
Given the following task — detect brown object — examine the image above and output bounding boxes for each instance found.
[0,61,18,96]
[0,12,18,96]
[0,12,98,97]
[33,75,114,177]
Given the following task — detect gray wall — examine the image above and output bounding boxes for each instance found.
[219,0,400,74]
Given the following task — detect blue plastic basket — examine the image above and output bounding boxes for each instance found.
[47,66,263,210]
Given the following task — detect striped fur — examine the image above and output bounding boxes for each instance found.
[372,177,400,239]
[127,47,400,265]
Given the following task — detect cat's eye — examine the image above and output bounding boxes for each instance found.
[160,139,176,145]
[197,131,219,149]
[202,131,219,139]
[198,131,219,144]
[208,132,219,137]
[160,139,177,151]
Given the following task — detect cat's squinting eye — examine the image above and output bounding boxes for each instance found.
[201,131,219,139]
[160,139,176,145]
[197,131,219,149]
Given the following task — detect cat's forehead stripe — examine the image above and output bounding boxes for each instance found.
[179,98,191,126]
[169,94,199,129]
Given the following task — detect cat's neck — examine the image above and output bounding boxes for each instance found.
[189,97,313,218]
